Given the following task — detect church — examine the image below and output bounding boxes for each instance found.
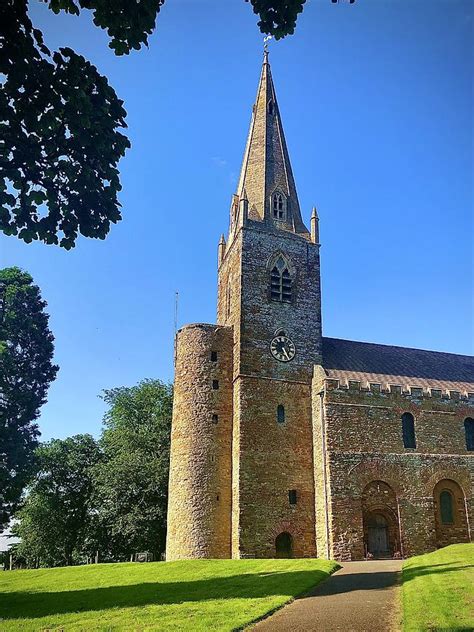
[166,52,474,561]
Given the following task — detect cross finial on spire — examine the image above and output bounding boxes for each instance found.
[263,35,273,61]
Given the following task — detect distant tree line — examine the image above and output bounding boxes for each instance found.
[10,379,173,568]
[1,265,172,567]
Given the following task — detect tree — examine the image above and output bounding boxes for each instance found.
[0,267,58,531]
[246,0,306,39]
[12,434,102,567]
[93,379,172,560]
[1,0,310,248]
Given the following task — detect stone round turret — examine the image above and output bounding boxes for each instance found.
[166,323,233,560]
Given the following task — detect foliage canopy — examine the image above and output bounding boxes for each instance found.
[11,379,172,566]
[0,0,308,247]
[93,379,173,560]
[12,434,103,566]
[0,267,58,530]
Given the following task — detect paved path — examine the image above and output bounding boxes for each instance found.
[253,560,402,632]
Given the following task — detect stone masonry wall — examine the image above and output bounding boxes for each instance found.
[166,324,233,559]
[229,223,321,558]
[313,377,474,561]
[235,376,317,558]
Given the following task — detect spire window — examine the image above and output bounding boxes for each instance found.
[272,192,286,220]
[270,255,292,303]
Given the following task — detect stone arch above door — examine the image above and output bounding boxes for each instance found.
[362,480,401,558]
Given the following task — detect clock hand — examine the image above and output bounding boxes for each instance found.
[283,347,290,360]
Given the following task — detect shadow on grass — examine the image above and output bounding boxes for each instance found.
[0,569,332,620]
[402,564,472,583]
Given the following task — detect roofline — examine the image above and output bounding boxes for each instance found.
[322,336,474,361]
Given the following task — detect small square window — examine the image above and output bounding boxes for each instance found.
[289,489,297,505]
[212,380,219,390]
[212,414,218,424]
[211,351,218,362]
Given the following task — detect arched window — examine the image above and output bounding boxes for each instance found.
[464,417,474,451]
[277,404,285,424]
[402,412,416,449]
[272,192,285,220]
[270,255,292,303]
[440,490,454,524]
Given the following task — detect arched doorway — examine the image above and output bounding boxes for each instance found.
[362,481,401,558]
[433,479,469,548]
[275,532,293,558]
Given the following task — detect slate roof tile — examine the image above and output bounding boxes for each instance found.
[321,337,474,394]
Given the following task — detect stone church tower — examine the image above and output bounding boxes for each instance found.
[166,53,474,561]
[167,51,321,559]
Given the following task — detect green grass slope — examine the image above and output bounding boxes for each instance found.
[402,543,474,632]
[0,558,338,631]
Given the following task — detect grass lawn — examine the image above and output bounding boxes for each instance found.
[402,543,474,631]
[0,558,338,631]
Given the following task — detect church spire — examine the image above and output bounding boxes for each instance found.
[236,51,309,235]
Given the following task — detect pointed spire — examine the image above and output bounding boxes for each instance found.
[235,52,309,235]
[311,206,320,244]
[218,233,226,266]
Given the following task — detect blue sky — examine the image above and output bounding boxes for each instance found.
[1,0,472,442]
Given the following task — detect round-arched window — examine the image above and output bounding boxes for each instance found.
[440,490,454,524]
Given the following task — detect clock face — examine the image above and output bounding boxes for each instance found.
[270,335,296,362]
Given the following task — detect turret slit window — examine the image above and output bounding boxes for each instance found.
[270,255,292,303]
[277,404,285,424]
[226,283,231,319]
[289,489,297,505]
[272,192,285,220]
[464,418,474,451]
[402,412,416,449]
[440,490,454,524]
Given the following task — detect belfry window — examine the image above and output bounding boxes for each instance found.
[272,192,285,220]
[270,255,292,303]
[464,418,474,451]
[402,412,416,449]
[440,490,454,524]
